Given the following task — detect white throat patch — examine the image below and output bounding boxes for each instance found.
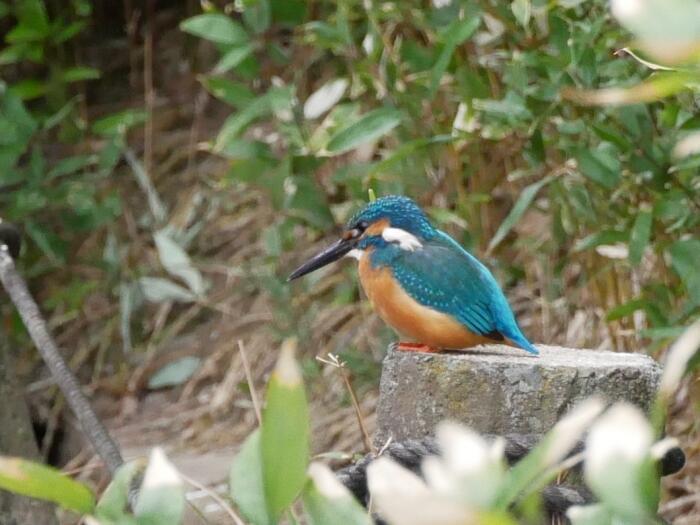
[382,227,423,251]
[345,248,363,260]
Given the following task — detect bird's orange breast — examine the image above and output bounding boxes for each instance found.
[358,251,497,349]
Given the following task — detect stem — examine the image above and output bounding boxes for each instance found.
[0,247,123,475]
[339,367,375,455]
[238,340,262,426]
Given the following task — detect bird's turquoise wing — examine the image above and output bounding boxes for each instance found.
[376,230,537,354]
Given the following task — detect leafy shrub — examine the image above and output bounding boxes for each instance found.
[184,0,699,349]
[0,3,133,262]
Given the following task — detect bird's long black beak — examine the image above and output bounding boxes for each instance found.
[287,237,356,281]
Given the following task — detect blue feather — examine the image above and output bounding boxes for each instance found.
[363,229,538,355]
[349,195,538,355]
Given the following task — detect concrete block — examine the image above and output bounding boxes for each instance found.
[376,344,661,444]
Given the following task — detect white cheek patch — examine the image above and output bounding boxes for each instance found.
[382,227,423,251]
[345,248,363,260]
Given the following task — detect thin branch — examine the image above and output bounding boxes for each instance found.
[238,340,262,426]
[0,246,124,475]
[316,353,375,454]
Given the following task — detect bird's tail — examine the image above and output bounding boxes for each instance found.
[508,332,539,355]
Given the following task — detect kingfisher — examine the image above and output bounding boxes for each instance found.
[288,195,538,355]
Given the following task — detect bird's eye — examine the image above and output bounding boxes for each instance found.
[345,221,369,240]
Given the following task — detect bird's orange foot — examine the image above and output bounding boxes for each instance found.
[396,342,441,354]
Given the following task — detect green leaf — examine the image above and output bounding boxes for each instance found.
[214,43,256,74]
[43,97,79,131]
[326,108,402,155]
[261,339,310,520]
[200,76,254,108]
[230,430,272,525]
[0,84,37,171]
[9,78,46,100]
[284,176,334,229]
[429,15,481,98]
[148,357,202,389]
[25,220,66,264]
[47,154,94,179]
[54,20,87,44]
[61,66,101,83]
[95,460,143,523]
[154,230,205,295]
[92,109,147,136]
[669,239,700,305]
[511,0,531,29]
[606,299,648,322]
[303,463,372,525]
[369,135,455,175]
[573,230,628,252]
[628,207,653,266]
[243,0,271,34]
[640,326,688,340]
[270,0,307,25]
[138,277,197,303]
[214,96,271,151]
[6,14,49,42]
[488,176,553,252]
[180,14,249,45]
[16,0,49,33]
[577,147,620,189]
[134,449,185,525]
[0,456,95,514]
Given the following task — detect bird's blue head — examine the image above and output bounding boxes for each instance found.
[345,195,435,241]
[288,195,436,280]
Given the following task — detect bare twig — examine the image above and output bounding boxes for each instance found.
[0,245,123,475]
[238,340,262,425]
[316,354,374,454]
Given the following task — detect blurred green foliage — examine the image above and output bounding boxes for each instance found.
[0,0,128,276]
[188,0,699,350]
[6,319,699,524]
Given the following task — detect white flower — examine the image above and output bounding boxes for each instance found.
[141,448,181,490]
[367,421,508,522]
[308,462,353,499]
[584,403,654,518]
[422,422,505,508]
[367,457,475,525]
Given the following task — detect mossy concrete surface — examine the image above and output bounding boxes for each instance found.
[376,344,661,444]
